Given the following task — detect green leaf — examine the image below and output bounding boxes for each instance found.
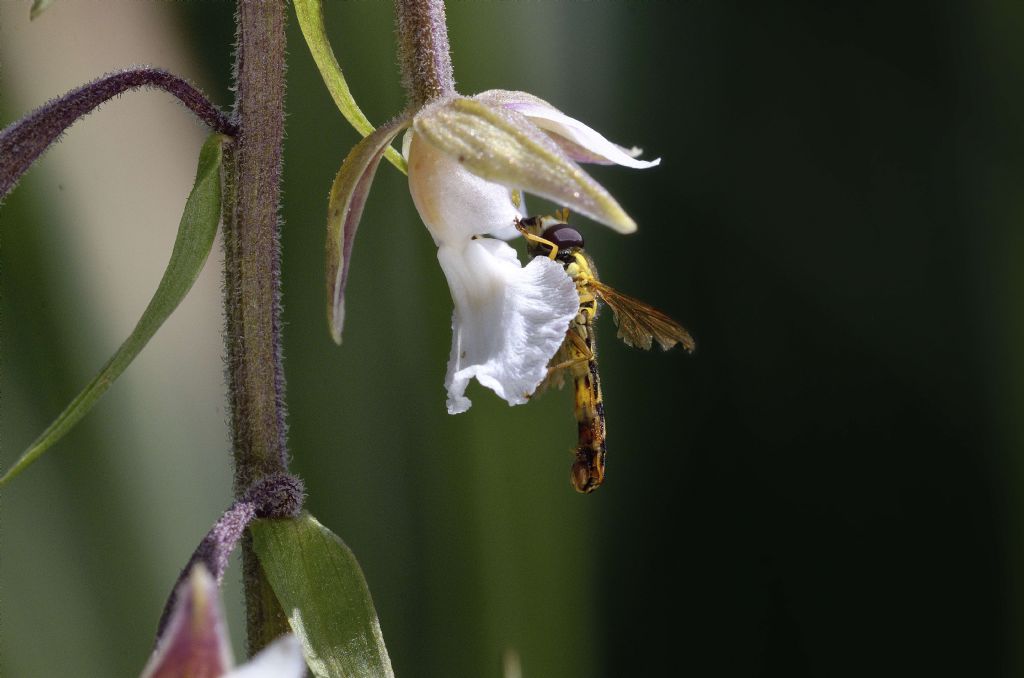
[294,0,407,175]
[0,133,225,486]
[251,512,395,678]
[29,0,56,20]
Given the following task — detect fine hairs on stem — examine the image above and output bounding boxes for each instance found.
[224,0,292,652]
[227,0,456,652]
[0,67,235,201]
[395,0,455,108]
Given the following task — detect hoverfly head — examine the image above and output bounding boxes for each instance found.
[541,223,585,263]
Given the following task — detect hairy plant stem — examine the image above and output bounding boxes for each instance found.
[224,0,290,653]
[0,67,234,201]
[395,0,456,108]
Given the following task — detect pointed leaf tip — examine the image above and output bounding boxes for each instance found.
[326,116,411,345]
[30,0,56,20]
[251,513,395,678]
[0,134,224,486]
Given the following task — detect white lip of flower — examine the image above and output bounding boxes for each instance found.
[139,565,307,678]
[324,89,658,411]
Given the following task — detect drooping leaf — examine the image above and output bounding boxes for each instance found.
[325,114,411,344]
[414,97,638,233]
[0,133,225,486]
[293,0,406,174]
[29,0,56,20]
[250,512,395,678]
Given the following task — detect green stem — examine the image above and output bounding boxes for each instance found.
[225,0,291,653]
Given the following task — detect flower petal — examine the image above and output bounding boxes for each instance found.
[475,89,660,169]
[221,635,307,678]
[413,97,638,233]
[407,130,522,244]
[326,114,413,344]
[437,238,578,414]
[140,565,233,678]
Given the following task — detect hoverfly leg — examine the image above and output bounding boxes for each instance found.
[545,331,592,375]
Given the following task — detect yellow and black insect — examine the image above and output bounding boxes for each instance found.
[518,210,695,493]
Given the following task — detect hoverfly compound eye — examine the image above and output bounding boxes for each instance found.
[541,224,585,251]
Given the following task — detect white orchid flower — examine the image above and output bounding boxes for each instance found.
[325,89,657,412]
[140,565,307,678]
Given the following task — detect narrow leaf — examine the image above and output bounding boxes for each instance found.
[414,97,638,233]
[251,513,395,678]
[0,134,224,486]
[294,0,406,174]
[326,115,411,344]
[29,0,56,20]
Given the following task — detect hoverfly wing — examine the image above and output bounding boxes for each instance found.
[589,279,695,352]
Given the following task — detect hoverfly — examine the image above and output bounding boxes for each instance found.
[518,210,695,493]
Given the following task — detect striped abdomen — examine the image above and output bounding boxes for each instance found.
[569,280,607,493]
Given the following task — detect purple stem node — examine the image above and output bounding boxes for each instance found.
[154,473,304,638]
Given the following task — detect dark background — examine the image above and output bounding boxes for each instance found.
[2,1,1021,676]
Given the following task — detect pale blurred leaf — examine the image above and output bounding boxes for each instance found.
[0,133,224,485]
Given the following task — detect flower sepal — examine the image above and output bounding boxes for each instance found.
[140,565,306,678]
[413,96,641,233]
[474,89,660,169]
[325,114,413,344]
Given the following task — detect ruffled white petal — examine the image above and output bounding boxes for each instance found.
[407,131,522,244]
[476,90,660,169]
[438,238,578,414]
[221,635,307,678]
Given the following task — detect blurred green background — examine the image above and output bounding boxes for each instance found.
[2,1,1023,676]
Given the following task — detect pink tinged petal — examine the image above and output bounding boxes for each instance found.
[438,238,578,414]
[326,114,413,344]
[221,635,307,678]
[413,97,638,234]
[474,89,660,168]
[140,565,233,678]
[407,131,522,244]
